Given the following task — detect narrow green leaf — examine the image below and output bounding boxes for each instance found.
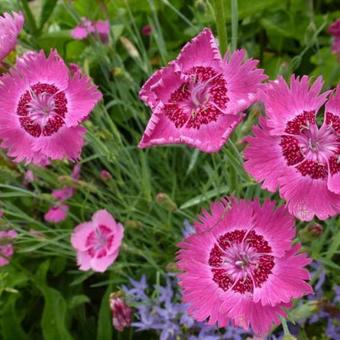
[96,286,113,340]
[20,0,38,34]
[39,0,58,30]
[35,261,74,340]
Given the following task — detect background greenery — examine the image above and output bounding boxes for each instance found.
[0,0,339,339]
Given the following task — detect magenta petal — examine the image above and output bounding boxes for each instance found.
[139,68,164,109]
[90,252,119,273]
[65,67,102,126]
[71,26,90,40]
[32,126,86,161]
[140,105,242,152]
[223,49,267,115]
[44,204,69,223]
[71,222,94,251]
[262,75,330,136]
[176,28,223,72]
[279,167,340,221]
[16,50,70,91]
[244,118,285,192]
[0,11,24,61]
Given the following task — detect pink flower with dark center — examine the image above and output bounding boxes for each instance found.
[139,28,266,152]
[0,230,17,266]
[0,50,102,165]
[177,198,312,336]
[109,292,132,332]
[44,204,69,223]
[0,11,24,62]
[244,76,340,221]
[71,210,124,272]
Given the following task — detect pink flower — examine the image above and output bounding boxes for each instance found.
[141,25,152,36]
[71,18,110,43]
[23,169,35,184]
[0,11,24,62]
[100,169,112,181]
[94,20,110,43]
[71,210,124,272]
[109,292,132,332]
[44,204,69,223]
[52,187,75,201]
[0,50,102,165]
[177,198,312,336]
[139,28,266,152]
[244,76,340,221]
[71,163,81,180]
[71,18,95,40]
[0,230,17,266]
[331,37,340,56]
[329,19,340,37]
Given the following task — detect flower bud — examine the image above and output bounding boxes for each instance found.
[299,223,323,242]
[100,170,112,181]
[155,193,177,212]
[109,292,132,332]
[141,25,152,37]
[125,220,143,229]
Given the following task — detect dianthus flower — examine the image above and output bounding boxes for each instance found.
[244,76,340,220]
[0,11,24,62]
[0,230,17,266]
[328,19,340,57]
[44,204,69,223]
[139,28,266,152]
[71,210,124,272]
[0,50,102,164]
[177,198,312,336]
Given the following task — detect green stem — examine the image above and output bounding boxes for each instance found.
[213,0,228,55]
[231,0,238,51]
[280,316,291,336]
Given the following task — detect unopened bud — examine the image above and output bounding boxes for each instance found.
[299,223,323,242]
[141,25,152,37]
[166,262,178,272]
[100,170,112,181]
[125,220,143,229]
[120,37,140,59]
[156,193,177,212]
[109,292,132,332]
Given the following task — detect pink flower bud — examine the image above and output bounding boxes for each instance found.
[100,170,112,181]
[109,293,132,332]
[141,25,152,37]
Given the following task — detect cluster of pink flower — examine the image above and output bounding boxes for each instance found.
[0,8,339,337]
[139,28,340,335]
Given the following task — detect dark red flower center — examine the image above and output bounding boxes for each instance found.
[17,83,68,138]
[280,111,340,180]
[86,224,114,258]
[209,229,274,294]
[164,66,229,129]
